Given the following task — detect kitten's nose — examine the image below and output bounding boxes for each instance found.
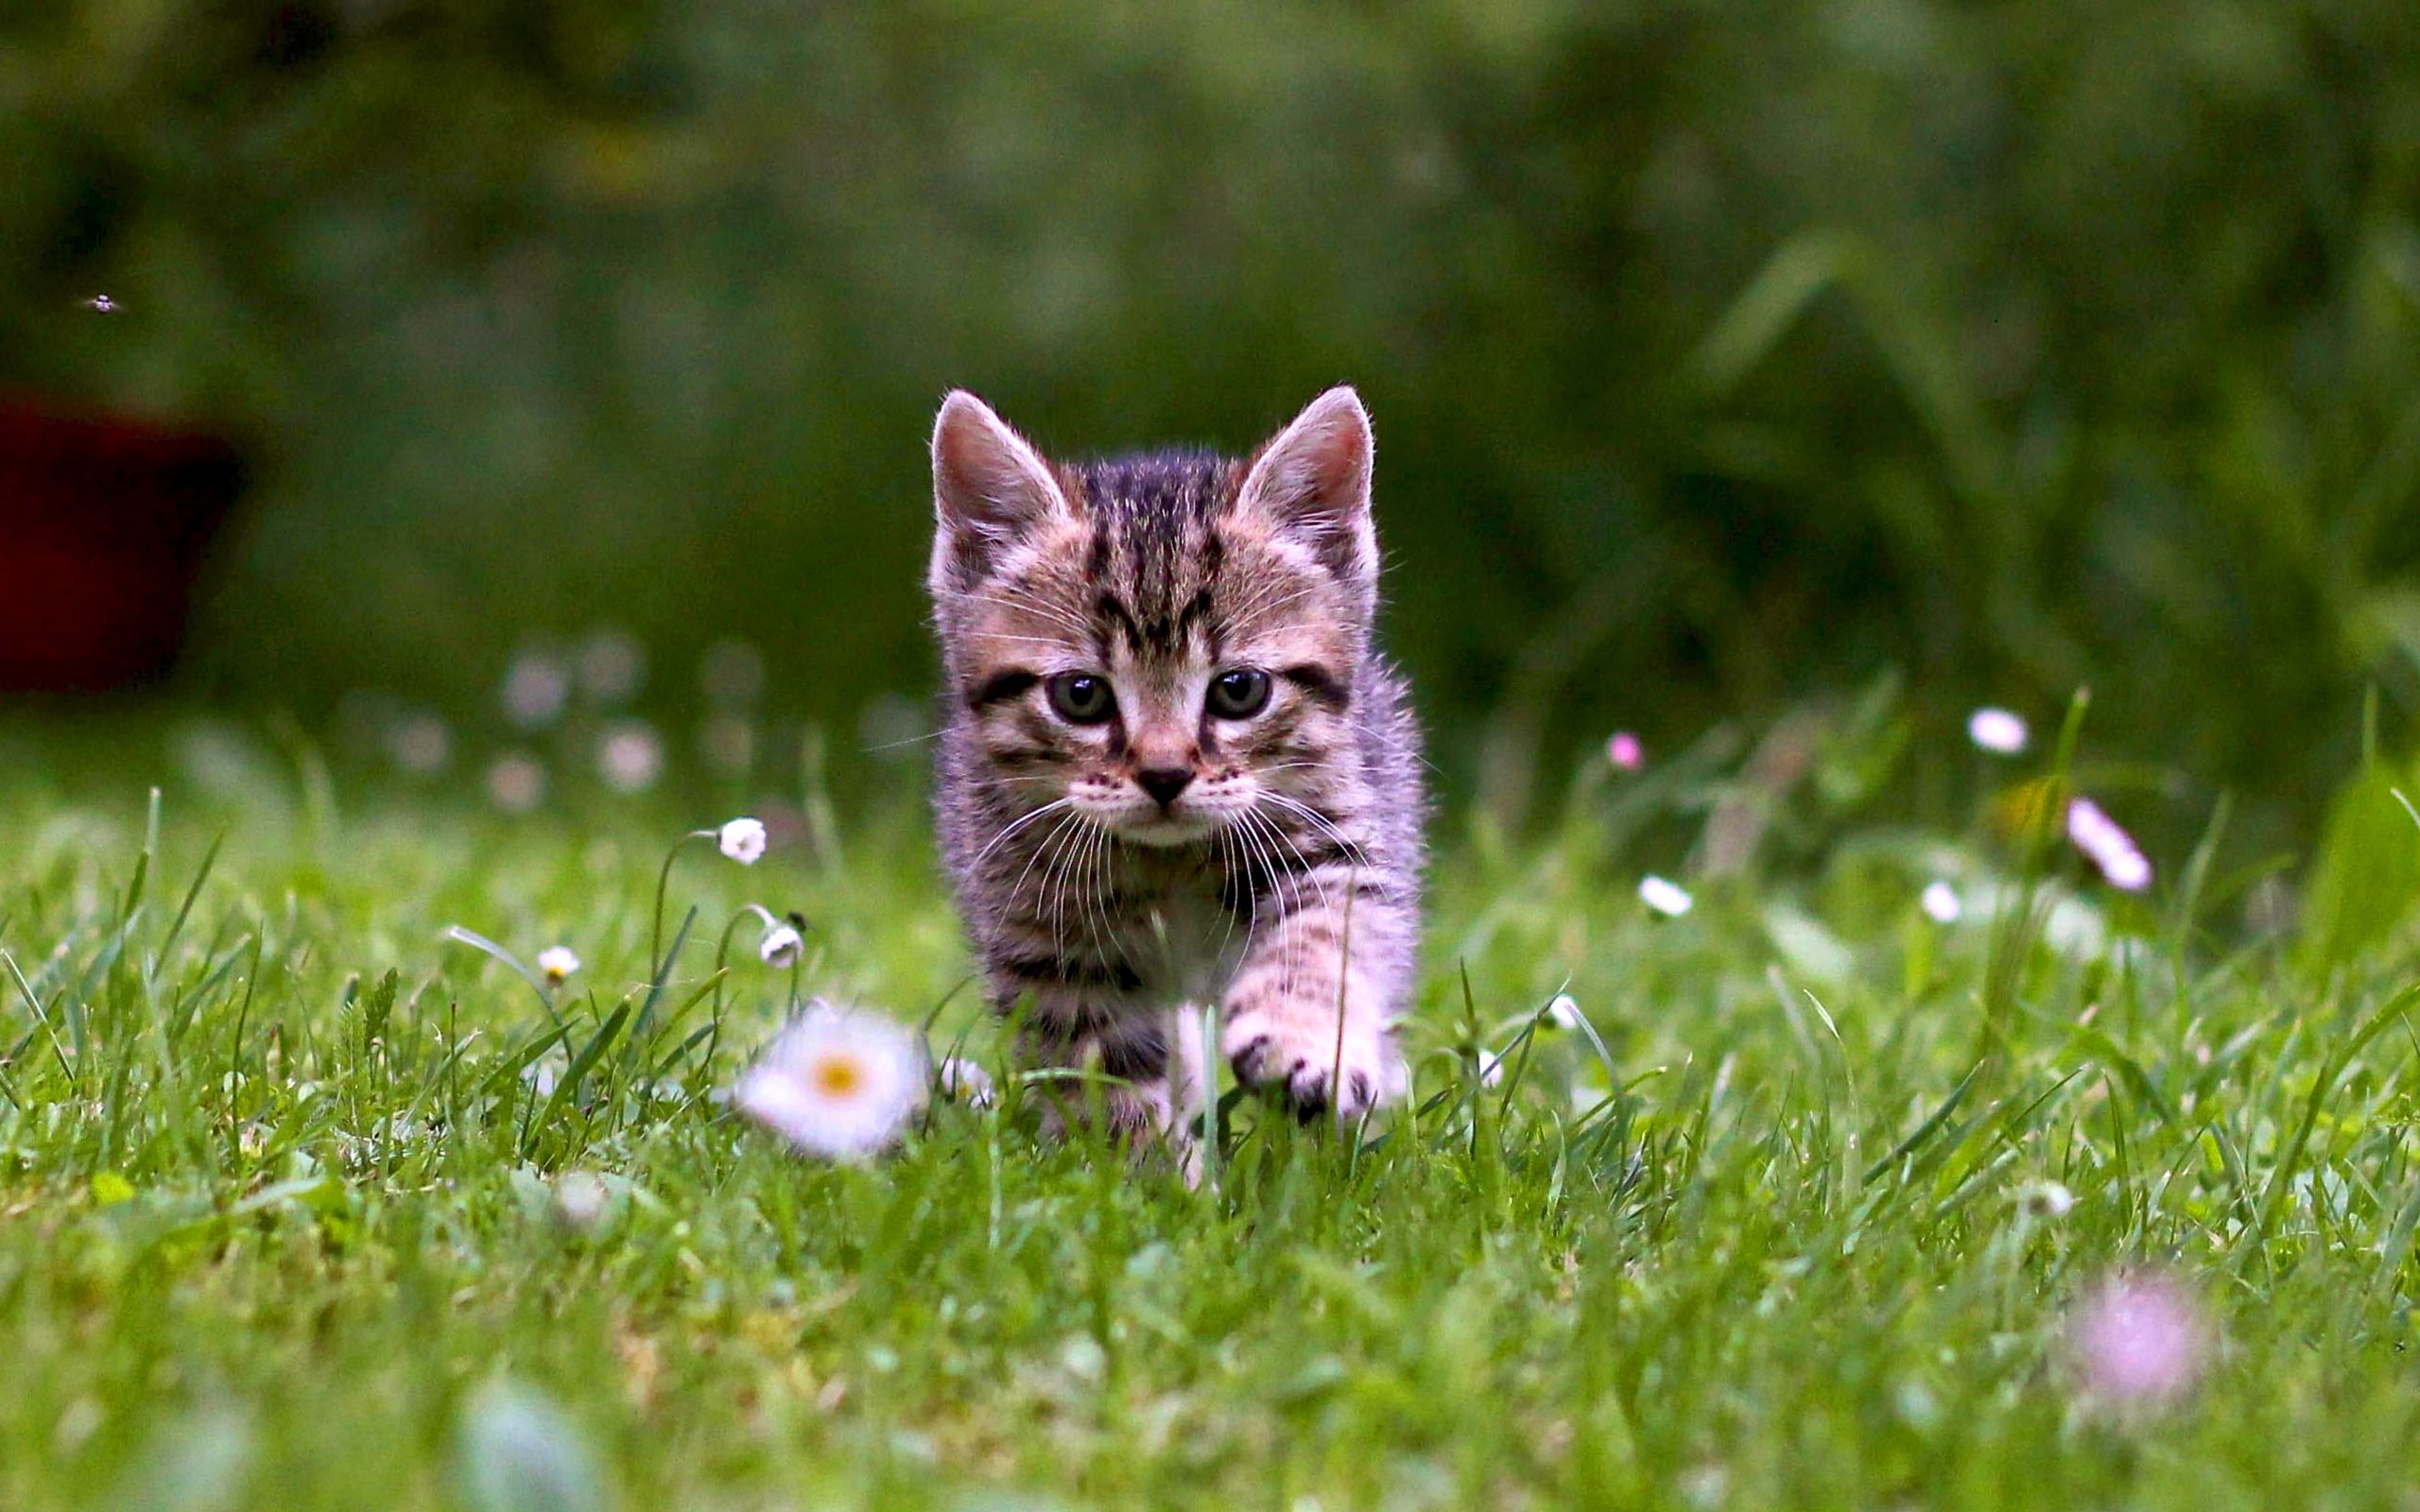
[1135,766,1194,810]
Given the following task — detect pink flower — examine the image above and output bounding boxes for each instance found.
[2068,1273,2208,1409]
[1968,708,2030,754]
[1606,731,1645,771]
[596,722,665,793]
[2067,798,2152,892]
[486,752,546,814]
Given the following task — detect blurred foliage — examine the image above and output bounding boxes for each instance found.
[6,0,2420,839]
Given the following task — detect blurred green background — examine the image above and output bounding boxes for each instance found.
[7,0,2420,838]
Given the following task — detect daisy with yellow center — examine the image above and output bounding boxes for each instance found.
[733,1003,923,1160]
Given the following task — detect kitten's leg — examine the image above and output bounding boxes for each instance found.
[1018,1010,1195,1168]
[1222,874,1413,1124]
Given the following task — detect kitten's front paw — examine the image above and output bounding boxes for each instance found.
[1225,995,1400,1125]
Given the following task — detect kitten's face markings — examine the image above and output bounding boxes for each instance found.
[931,387,1375,849]
[950,531,1347,846]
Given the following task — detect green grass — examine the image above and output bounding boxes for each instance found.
[3,711,2419,1510]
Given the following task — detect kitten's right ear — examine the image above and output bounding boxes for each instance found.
[930,390,1071,594]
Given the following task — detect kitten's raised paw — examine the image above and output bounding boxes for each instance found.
[1225,1006,1396,1125]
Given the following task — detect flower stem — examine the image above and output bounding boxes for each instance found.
[711,909,752,1027]
[651,830,715,978]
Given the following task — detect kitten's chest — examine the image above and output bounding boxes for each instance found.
[1115,854,1245,1004]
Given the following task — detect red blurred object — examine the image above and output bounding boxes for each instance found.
[0,399,243,691]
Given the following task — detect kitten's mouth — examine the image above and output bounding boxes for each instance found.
[1110,813,1217,848]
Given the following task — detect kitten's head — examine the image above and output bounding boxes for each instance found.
[929,387,1379,847]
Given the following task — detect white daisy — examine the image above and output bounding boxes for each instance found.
[1967,707,2030,754]
[934,1057,996,1108]
[758,921,804,968]
[536,946,580,985]
[552,1170,613,1231]
[1639,875,1694,918]
[1921,881,1962,923]
[718,816,769,865]
[734,1005,924,1161]
[1545,993,1584,1031]
[2019,1179,2076,1220]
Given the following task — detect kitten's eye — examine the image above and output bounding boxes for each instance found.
[1206,668,1272,719]
[1046,672,1116,725]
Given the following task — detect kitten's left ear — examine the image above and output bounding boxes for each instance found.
[930,390,1073,595]
[1237,387,1377,604]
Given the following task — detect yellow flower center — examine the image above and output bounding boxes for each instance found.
[813,1055,865,1100]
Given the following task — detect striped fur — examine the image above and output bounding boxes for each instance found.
[927,387,1425,1143]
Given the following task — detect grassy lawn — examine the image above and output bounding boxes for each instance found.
[3,710,2417,1510]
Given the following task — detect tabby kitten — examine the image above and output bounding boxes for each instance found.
[926,387,1425,1140]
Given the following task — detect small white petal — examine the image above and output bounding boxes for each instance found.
[718,817,769,865]
[1967,708,2030,754]
[1921,881,1962,923]
[1546,993,1583,1031]
[1477,1049,1505,1087]
[535,946,580,983]
[1638,875,1694,918]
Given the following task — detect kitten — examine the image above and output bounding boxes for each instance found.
[926,387,1426,1143]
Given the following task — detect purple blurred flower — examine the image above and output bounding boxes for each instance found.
[2068,1272,2208,1410]
[1607,731,1645,771]
[501,651,572,730]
